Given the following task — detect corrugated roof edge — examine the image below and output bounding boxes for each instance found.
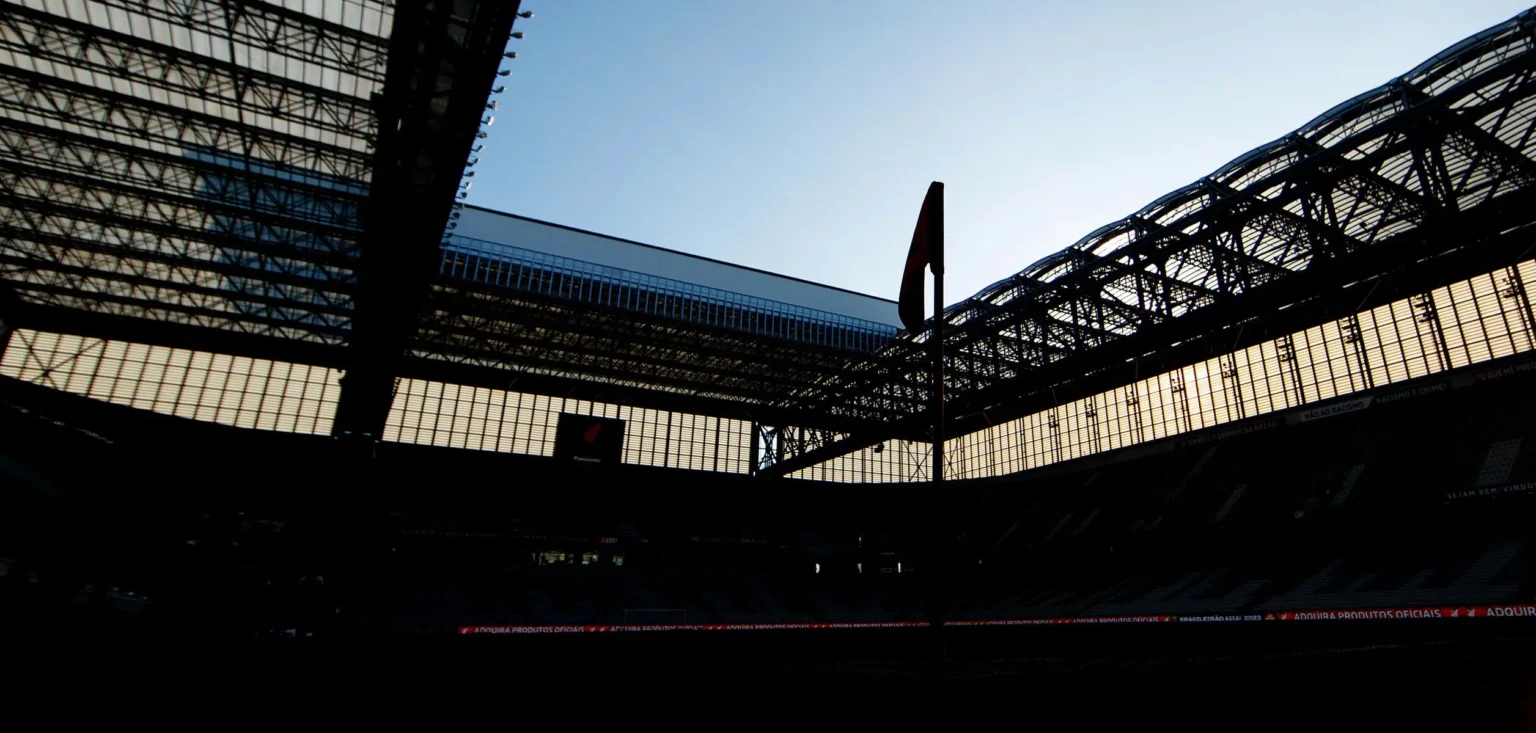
[462,204,900,305]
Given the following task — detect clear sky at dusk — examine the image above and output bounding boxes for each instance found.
[471,1,1533,307]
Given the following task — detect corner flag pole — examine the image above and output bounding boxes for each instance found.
[897,181,947,680]
[927,182,947,681]
[932,225,944,489]
[897,181,947,482]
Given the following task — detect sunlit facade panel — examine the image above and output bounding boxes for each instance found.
[0,328,340,434]
[918,261,1536,482]
[382,377,753,474]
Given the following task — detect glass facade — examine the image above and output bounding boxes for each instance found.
[440,236,897,352]
[383,377,754,474]
[0,329,341,435]
[791,261,1536,482]
[928,260,1536,481]
[7,259,1532,482]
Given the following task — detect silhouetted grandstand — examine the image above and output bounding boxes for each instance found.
[4,2,1536,707]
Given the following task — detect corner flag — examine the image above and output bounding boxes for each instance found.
[898,182,945,333]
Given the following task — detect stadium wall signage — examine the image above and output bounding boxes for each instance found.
[553,413,625,465]
[458,604,1536,634]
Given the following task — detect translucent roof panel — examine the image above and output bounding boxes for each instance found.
[0,0,395,347]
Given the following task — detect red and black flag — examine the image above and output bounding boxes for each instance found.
[898,181,945,333]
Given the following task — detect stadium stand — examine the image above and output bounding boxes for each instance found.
[3,8,1536,713]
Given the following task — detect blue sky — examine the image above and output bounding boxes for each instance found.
[471,0,1532,306]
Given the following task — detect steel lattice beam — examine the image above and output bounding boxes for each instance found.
[0,67,375,181]
[759,9,1536,476]
[0,4,376,146]
[413,281,920,428]
[331,0,523,439]
[0,0,395,360]
[0,120,364,232]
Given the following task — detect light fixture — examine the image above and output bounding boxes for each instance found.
[482,116,494,126]
[518,10,533,18]
[475,130,489,138]
[463,171,475,177]
[466,157,479,166]
[510,31,525,39]
[472,145,485,153]
[497,70,512,77]
[485,100,499,111]
[503,51,517,59]
[491,86,505,94]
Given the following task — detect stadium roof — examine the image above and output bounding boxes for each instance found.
[0,0,908,438]
[762,7,1536,475]
[5,4,1536,461]
[0,0,524,438]
[0,0,400,343]
[409,217,917,434]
